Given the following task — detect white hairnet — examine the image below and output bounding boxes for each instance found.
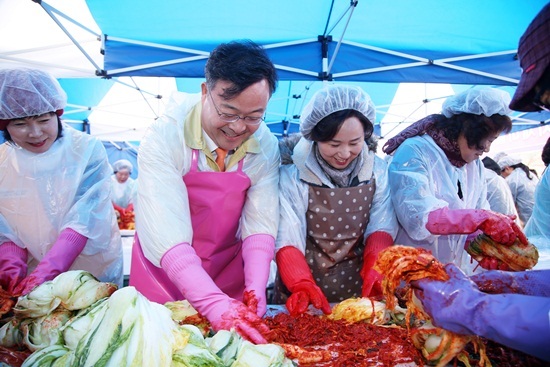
[441,88,512,118]
[0,67,67,121]
[113,159,133,173]
[496,154,522,170]
[300,85,376,140]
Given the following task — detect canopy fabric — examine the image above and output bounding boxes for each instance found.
[88,0,545,86]
[0,0,548,146]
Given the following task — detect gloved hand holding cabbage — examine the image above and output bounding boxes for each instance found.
[161,243,271,344]
[426,207,533,270]
[412,264,550,361]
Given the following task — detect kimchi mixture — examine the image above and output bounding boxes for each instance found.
[265,312,424,367]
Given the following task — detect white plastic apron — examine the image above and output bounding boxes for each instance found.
[130,149,251,303]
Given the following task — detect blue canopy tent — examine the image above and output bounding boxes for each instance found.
[69,0,550,138]
[90,0,535,85]
[1,0,548,149]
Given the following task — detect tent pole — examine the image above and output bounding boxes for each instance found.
[37,1,103,74]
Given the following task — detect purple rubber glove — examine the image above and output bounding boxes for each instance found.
[426,207,528,246]
[470,270,550,297]
[412,264,550,361]
[276,246,331,317]
[0,241,28,294]
[161,243,270,344]
[13,229,87,296]
[242,234,275,317]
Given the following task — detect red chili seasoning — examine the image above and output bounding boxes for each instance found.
[264,313,424,366]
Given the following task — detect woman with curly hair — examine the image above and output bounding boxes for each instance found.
[383,88,527,274]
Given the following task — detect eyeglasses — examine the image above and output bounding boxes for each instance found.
[207,91,264,126]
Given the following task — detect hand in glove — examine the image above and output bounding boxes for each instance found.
[427,207,527,246]
[360,231,394,298]
[412,264,550,361]
[242,234,274,317]
[470,270,550,297]
[161,243,270,344]
[463,230,510,271]
[0,242,28,294]
[13,229,87,296]
[113,203,126,217]
[276,246,331,317]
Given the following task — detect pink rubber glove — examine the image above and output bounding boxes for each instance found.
[360,231,394,298]
[426,207,528,246]
[242,234,275,317]
[0,241,28,294]
[13,229,87,296]
[276,246,331,317]
[161,243,270,344]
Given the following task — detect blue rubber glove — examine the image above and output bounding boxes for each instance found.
[471,270,550,297]
[412,264,550,361]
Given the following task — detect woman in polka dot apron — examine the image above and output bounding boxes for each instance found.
[272,85,398,316]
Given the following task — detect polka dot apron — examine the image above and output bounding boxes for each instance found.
[273,178,375,304]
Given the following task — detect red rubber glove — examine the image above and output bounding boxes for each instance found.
[113,203,126,217]
[426,208,527,246]
[161,243,270,344]
[126,203,134,213]
[0,241,28,294]
[13,229,87,296]
[242,234,274,317]
[275,246,331,317]
[360,231,394,298]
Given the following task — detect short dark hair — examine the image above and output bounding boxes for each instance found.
[310,109,373,142]
[205,40,277,99]
[434,113,512,151]
[482,156,502,175]
[542,137,550,167]
[2,113,63,143]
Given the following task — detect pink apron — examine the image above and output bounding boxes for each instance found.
[130,149,251,304]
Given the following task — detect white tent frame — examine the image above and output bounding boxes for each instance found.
[1,0,547,138]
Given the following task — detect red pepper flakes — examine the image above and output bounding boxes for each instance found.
[0,346,31,367]
[265,313,424,366]
[463,338,546,367]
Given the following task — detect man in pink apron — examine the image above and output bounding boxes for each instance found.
[129,40,280,344]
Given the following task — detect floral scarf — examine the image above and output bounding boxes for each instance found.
[382,114,467,168]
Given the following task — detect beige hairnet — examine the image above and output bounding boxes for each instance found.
[0,68,67,121]
[441,88,512,118]
[300,84,376,140]
[113,159,133,173]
